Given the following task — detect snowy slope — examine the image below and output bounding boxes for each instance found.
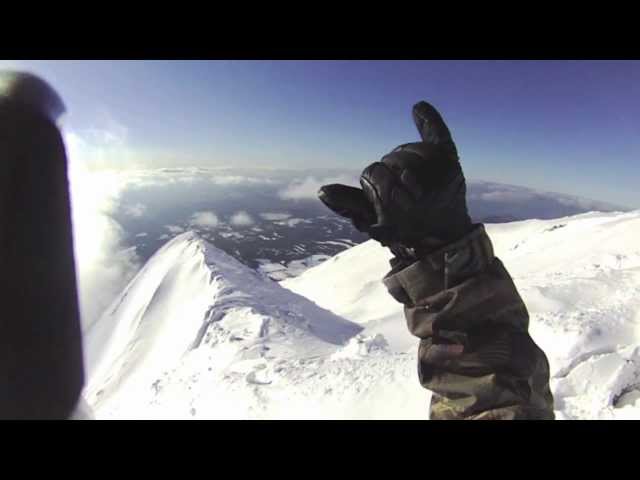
[284,210,640,419]
[85,210,640,419]
[83,232,424,419]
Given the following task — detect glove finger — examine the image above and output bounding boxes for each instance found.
[317,184,376,230]
[412,101,455,147]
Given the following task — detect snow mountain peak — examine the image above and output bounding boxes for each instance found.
[83,230,362,418]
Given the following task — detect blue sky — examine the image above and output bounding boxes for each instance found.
[2,60,638,207]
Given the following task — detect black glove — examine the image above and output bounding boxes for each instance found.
[318,101,472,259]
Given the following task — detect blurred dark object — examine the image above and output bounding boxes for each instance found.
[0,71,84,419]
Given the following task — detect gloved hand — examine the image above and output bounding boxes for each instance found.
[318,101,472,260]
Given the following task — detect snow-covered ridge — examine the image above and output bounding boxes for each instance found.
[83,232,363,418]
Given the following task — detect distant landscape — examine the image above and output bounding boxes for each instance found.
[110,168,626,281]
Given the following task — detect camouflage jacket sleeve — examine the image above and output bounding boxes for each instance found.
[383,225,555,420]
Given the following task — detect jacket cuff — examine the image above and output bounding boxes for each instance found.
[382,224,494,305]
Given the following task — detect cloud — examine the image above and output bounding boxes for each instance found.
[64,128,141,333]
[230,211,255,227]
[119,168,280,189]
[219,231,245,240]
[278,174,358,200]
[189,211,219,228]
[210,175,277,186]
[466,180,626,222]
[553,194,623,212]
[275,218,306,228]
[64,124,141,172]
[165,224,186,233]
[259,212,292,221]
[477,190,536,203]
[124,203,147,218]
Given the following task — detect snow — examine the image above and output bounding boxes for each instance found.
[84,210,640,419]
[256,255,332,282]
[285,210,640,419]
[83,232,363,419]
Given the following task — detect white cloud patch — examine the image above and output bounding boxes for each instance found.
[189,211,219,228]
[466,180,626,221]
[64,129,141,334]
[124,203,147,218]
[477,190,536,203]
[219,231,245,240]
[119,169,280,189]
[165,224,186,233]
[278,174,358,200]
[64,123,140,172]
[275,218,307,228]
[553,194,622,212]
[259,212,292,221]
[230,211,255,227]
[210,175,277,186]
